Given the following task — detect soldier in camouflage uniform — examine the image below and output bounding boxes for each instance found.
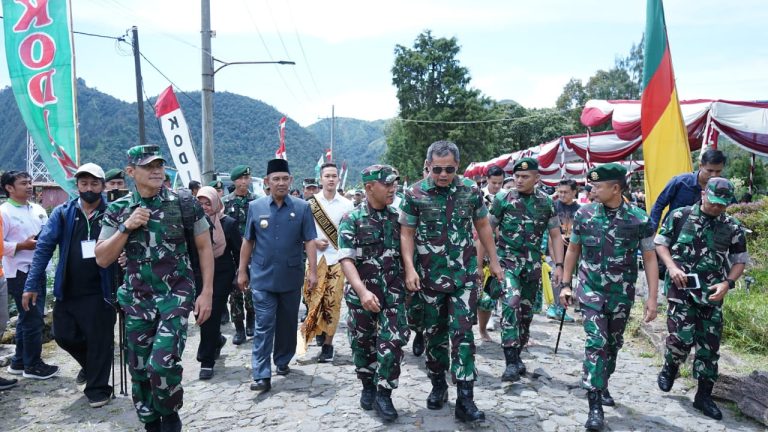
[655,177,748,421]
[338,165,407,422]
[488,158,564,382]
[559,163,658,432]
[222,165,257,345]
[400,141,503,423]
[96,145,214,432]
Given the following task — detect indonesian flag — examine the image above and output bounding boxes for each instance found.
[641,0,692,212]
[325,148,332,161]
[340,160,348,189]
[275,116,287,160]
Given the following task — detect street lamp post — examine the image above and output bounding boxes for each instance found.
[200,0,295,183]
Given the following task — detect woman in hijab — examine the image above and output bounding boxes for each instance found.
[196,186,242,380]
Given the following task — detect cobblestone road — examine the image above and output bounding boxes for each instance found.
[0,305,763,431]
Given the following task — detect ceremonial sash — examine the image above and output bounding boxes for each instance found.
[308,196,339,250]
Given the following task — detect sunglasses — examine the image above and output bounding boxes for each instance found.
[431,166,456,174]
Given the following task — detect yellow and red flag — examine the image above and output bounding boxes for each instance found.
[641,0,692,210]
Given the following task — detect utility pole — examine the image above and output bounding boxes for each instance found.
[330,105,335,162]
[201,0,215,183]
[131,26,146,146]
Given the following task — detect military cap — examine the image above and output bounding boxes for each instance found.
[230,165,251,180]
[303,178,319,187]
[705,177,734,206]
[512,157,538,173]
[361,164,399,184]
[104,168,124,182]
[127,145,165,166]
[208,180,223,190]
[587,163,627,182]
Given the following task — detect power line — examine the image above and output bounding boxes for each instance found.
[239,0,298,102]
[0,15,124,41]
[285,0,322,96]
[396,112,568,125]
[263,0,312,101]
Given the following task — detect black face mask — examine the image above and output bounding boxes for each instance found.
[80,190,101,204]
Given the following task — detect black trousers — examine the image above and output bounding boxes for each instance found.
[196,257,236,368]
[53,294,116,400]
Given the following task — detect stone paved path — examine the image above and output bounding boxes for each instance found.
[0,306,763,431]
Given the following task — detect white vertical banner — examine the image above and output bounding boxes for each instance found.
[154,86,202,185]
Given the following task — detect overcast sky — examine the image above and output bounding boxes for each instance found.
[1,0,766,126]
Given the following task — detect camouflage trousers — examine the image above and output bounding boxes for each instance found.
[229,282,255,327]
[477,277,501,312]
[500,268,541,348]
[580,300,632,391]
[123,299,191,423]
[421,285,478,382]
[345,286,409,390]
[406,290,425,333]
[664,300,723,383]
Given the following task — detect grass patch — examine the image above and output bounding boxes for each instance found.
[722,288,768,355]
[638,351,655,358]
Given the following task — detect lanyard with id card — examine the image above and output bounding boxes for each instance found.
[81,209,100,259]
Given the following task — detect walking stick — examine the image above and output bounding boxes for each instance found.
[554,290,571,355]
[119,311,127,395]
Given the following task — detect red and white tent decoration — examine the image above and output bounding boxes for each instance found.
[464,99,768,182]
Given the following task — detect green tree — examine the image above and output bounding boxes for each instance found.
[386,30,494,179]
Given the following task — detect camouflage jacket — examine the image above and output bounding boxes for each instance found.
[223,191,257,236]
[489,188,559,272]
[100,187,209,315]
[399,176,487,293]
[655,204,749,306]
[338,201,404,304]
[571,201,655,306]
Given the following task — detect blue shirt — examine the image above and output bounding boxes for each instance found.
[244,195,316,292]
[649,171,702,232]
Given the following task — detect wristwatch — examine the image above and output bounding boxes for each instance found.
[118,223,132,234]
[555,262,564,268]
[562,280,572,288]
[726,279,736,289]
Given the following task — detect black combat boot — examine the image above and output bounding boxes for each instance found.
[232,321,246,345]
[144,419,161,432]
[454,381,485,423]
[374,386,398,422]
[585,390,604,431]
[360,376,377,410]
[657,361,679,392]
[426,372,448,409]
[501,347,521,382]
[601,387,615,407]
[412,331,425,357]
[516,348,527,376]
[693,379,723,420]
[160,413,182,432]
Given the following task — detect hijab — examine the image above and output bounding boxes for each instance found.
[196,186,226,258]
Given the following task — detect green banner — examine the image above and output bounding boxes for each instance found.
[2,0,79,194]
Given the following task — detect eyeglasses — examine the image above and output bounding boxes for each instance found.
[430,166,456,174]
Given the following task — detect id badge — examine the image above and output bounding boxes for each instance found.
[81,240,96,259]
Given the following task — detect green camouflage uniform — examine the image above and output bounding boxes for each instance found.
[400,176,486,382]
[222,191,257,324]
[100,187,209,423]
[339,199,408,390]
[477,188,502,313]
[655,203,748,383]
[571,201,655,391]
[489,188,559,348]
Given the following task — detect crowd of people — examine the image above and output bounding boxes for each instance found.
[0,143,748,431]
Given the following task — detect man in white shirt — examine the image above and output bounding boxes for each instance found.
[301,163,354,363]
[1,170,59,379]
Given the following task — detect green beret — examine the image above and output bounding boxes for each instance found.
[208,180,223,189]
[230,165,251,180]
[104,169,124,182]
[512,157,538,173]
[587,163,627,182]
[361,164,399,184]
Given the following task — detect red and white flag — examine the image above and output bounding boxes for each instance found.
[325,148,332,161]
[340,160,348,189]
[155,86,202,184]
[275,116,287,160]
